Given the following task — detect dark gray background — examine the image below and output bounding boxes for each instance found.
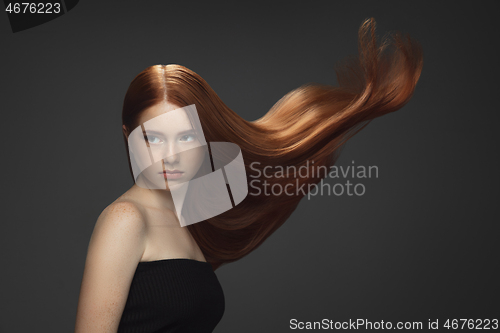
[1,1,499,332]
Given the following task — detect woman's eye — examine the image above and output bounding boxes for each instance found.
[146,135,161,144]
[179,134,196,142]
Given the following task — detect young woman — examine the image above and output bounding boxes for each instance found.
[74,18,423,333]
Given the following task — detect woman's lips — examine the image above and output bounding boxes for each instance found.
[159,170,184,180]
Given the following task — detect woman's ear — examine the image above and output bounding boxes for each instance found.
[122,124,129,139]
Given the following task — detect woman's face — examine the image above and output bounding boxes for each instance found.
[126,102,207,190]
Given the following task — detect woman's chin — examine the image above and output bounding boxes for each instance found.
[165,181,188,192]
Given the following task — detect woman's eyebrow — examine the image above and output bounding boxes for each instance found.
[178,129,196,135]
[142,129,195,136]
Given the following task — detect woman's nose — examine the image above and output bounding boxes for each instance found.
[161,142,180,164]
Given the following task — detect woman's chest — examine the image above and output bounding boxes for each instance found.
[140,208,206,262]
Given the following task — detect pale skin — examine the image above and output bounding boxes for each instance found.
[74,102,207,333]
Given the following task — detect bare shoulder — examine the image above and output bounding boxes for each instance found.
[87,199,149,269]
[112,194,181,228]
[74,200,149,332]
[96,200,148,232]
[89,200,149,252]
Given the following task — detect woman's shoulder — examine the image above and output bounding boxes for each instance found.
[107,196,147,217]
[105,187,149,222]
[108,193,179,229]
[96,199,148,235]
[103,199,146,217]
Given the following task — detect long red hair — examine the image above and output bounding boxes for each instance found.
[122,18,423,271]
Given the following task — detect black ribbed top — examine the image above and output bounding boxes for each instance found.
[117,258,225,333]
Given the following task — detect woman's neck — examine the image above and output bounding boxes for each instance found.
[129,182,189,224]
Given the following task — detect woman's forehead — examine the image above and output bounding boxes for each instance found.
[140,103,193,134]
